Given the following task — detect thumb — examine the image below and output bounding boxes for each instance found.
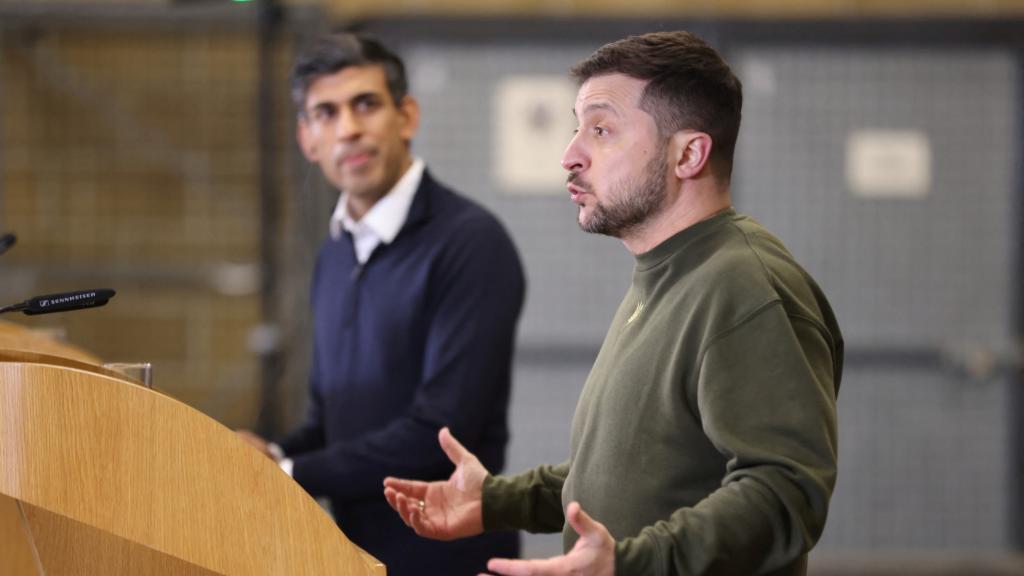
[438,427,471,466]
[566,501,603,543]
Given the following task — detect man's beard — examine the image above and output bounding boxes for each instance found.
[576,146,668,238]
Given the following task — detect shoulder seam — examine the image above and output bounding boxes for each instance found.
[726,221,836,346]
[788,312,838,355]
[696,299,783,369]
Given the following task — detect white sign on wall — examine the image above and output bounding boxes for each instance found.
[845,129,932,199]
[494,75,577,194]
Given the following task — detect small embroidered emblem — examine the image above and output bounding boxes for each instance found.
[626,300,644,324]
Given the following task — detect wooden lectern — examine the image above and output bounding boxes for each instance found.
[0,321,385,575]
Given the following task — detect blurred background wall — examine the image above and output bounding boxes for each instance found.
[0,1,1021,574]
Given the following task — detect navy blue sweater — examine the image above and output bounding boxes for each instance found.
[279,170,525,574]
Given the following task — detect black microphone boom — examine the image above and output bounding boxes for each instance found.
[0,289,116,316]
[0,233,15,255]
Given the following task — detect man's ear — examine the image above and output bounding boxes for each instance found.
[297,118,319,162]
[398,95,421,142]
[672,130,713,180]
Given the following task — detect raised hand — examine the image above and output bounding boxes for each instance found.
[383,426,488,541]
[485,502,614,576]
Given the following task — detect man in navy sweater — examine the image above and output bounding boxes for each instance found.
[238,33,524,575]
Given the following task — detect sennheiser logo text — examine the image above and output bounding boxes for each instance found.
[42,292,95,307]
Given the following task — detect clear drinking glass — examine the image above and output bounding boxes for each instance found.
[102,362,153,388]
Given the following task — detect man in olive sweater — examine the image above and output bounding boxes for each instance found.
[384,31,843,576]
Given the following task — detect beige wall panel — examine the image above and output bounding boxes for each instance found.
[1,28,265,429]
[0,32,261,267]
[19,0,164,3]
[8,0,1024,16]
[0,321,102,365]
[306,0,1024,17]
[305,0,1024,16]
[854,0,1024,15]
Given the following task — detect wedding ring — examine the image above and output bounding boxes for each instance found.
[417,500,426,512]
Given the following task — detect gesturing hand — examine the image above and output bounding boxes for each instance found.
[485,502,615,576]
[383,426,488,541]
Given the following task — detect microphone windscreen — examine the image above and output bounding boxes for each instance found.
[24,289,116,315]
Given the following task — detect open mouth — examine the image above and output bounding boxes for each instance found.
[567,182,589,204]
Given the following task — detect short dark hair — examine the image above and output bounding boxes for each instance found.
[290,32,408,113]
[571,31,743,181]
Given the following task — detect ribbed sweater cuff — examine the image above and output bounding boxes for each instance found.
[482,474,526,531]
[615,534,660,576]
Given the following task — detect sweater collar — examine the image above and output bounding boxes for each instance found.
[634,207,736,272]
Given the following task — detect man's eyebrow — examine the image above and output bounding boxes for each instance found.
[307,90,382,111]
[350,90,382,103]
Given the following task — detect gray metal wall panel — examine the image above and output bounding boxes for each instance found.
[734,48,1018,550]
[821,367,1012,550]
[733,49,1016,350]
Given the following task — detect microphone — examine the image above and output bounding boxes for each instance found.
[0,233,14,255]
[0,289,116,316]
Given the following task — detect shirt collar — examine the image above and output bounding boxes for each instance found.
[329,158,425,242]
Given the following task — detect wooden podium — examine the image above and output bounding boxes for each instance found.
[0,321,385,575]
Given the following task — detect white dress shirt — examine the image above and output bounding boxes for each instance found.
[329,158,425,263]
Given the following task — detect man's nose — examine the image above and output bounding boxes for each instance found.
[336,108,362,141]
[561,135,587,173]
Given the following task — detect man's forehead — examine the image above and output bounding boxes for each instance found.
[305,65,389,105]
[574,73,647,115]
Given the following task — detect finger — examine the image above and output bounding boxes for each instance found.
[382,477,430,499]
[438,426,472,466]
[487,557,558,576]
[395,493,420,528]
[402,495,425,530]
[407,497,433,537]
[383,487,402,513]
[566,501,602,543]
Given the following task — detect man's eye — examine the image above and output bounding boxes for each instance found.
[593,126,607,136]
[354,98,380,113]
[312,107,334,122]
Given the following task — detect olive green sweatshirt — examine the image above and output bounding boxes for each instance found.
[483,209,843,575]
